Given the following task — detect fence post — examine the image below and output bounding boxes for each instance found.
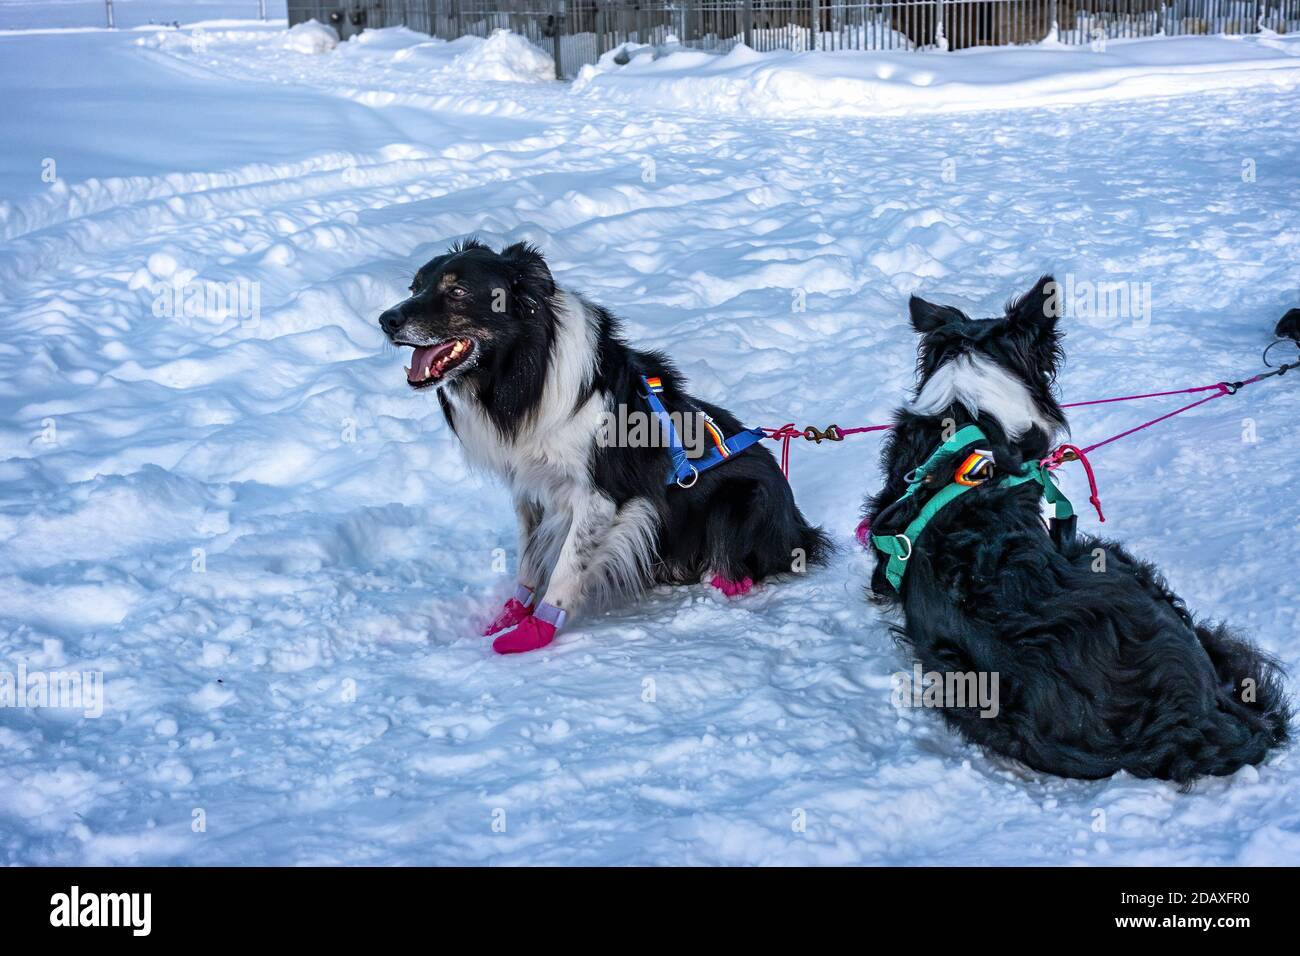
[810,0,820,50]
[553,0,565,79]
[258,0,267,20]
[935,0,945,49]
[743,0,752,46]
[105,0,114,27]
[682,0,693,45]
[1049,0,1058,34]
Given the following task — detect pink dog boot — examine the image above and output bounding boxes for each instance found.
[483,584,534,636]
[710,573,754,598]
[493,602,566,655]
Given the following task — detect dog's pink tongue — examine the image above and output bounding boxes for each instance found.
[407,344,442,383]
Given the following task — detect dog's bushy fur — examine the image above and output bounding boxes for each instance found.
[379,239,830,619]
[865,276,1289,784]
[1275,307,1300,343]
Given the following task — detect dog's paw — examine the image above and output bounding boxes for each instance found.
[492,616,556,655]
[710,573,754,598]
[483,597,533,637]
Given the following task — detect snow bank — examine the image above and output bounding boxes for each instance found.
[276,26,554,83]
[377,28,554,83]
[573,33,1300,118]
[448,28,555,83]
[282,19,337,55]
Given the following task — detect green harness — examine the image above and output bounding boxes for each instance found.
[870,424,1075,592]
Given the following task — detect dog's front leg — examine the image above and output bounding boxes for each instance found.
[537,490,617,614]
[484,496,550,637]
[518,496,575,596]
[491,490,616,654]
[514,496,545,599]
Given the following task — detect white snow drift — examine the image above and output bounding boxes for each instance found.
[573,33,1300,118]
[282,19,338,55]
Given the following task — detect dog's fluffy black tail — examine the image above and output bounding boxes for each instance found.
[797,515,834,572]
[702,475,833,582]
[775,477,835,575]
[1172,622,1292,783]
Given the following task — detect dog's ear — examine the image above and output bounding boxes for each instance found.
[1008,274,1065,381]
[1006,275,1060,336]
[909,295,966,335]
[500,242,555,313]
[451,236,489,254]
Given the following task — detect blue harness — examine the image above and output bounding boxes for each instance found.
[640,375,765,487]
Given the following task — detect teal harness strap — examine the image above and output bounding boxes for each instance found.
[1003,461,1074,521]
[870,424,989,591]
[870,426,1075,592]
[875,480,979,591]
[889,424,988,506]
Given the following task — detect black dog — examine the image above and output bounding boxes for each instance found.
[864,276,1289,783]
[1275,307,1300,343]
[379,239,830,653]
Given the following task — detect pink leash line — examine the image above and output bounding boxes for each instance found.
[1041,374,1280,521]
[845,356,1296,546]
[1059,381,1230,409]
[763,423,892,478]
[768,365,1293,509]
[1067,384,1235,456]
[765,384,1234,482]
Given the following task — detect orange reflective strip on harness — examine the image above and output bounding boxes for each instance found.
[954,450,995,486]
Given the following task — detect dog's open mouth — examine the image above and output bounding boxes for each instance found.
[405,338,474,388]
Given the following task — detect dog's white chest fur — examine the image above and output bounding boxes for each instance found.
[449,390,607,508]
[442,289,605,509]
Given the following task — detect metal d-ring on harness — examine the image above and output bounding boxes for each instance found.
[870,424,1076,592]
[640,375,766,488]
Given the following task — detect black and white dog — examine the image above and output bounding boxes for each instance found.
[865,276,1289,783]
[379,239,830,653]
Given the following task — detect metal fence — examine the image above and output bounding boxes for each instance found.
[288,0,1300,77]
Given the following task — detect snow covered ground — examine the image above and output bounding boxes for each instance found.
[575,30,1300,117]
[0,0,283,32]
[1,16,1298,866]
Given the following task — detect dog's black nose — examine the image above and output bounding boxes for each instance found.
[378,306,405,337]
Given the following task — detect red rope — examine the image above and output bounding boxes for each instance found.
[1060,382,1227,409]
[765,366,1289,483]
[763,424,802,478]
[1035,381,1246,524]
[1040,443,1106,522]
[1071,385,1232,457]
[828,361,1294,547]
[762,423,893,479]
[837,425,895,436]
